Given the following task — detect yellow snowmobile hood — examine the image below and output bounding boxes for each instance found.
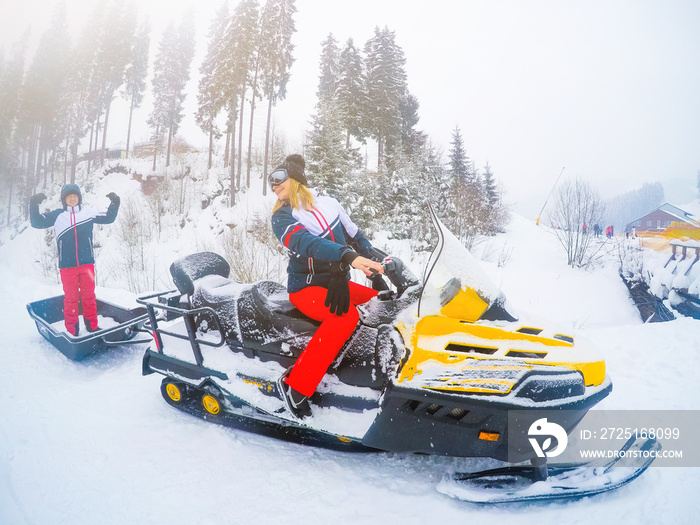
[397,315,606,395]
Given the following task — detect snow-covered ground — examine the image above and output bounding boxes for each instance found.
[1,173,698,524]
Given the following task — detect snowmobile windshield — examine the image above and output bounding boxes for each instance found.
[417,207,518,323]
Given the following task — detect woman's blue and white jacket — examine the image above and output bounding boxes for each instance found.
[271,193,374,293]
[30,200,119,269]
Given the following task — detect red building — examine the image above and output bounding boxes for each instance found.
[626,203,697,233]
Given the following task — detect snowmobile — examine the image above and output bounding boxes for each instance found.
[138,205,657,503]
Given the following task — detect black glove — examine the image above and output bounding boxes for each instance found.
[370,273,389,292]
[325,262,351,315]
[106,192,120,205]
[30,193,47,206]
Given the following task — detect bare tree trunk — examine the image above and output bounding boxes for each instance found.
[224,129,230,166]
[208,124,213,170]
[152,124,159,172]
[43,147,48,186]
[63,135,69,183]
[100,99,112,165]
[237,83,246,190]
[93,115,101,169]
[27,125,38,193]
[246,62,260,189]
[87,119,94,173]
[166,123,173,167]
[70,138,78,184]
[7,168,14,224]
[230,116,237,206]
[126,96,135,159]
[263,95,274,197]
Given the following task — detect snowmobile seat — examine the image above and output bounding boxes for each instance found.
[170,252,232,297]
[236,281,319,351]
[190,274,245,341]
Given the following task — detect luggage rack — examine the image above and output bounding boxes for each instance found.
[137,290,226,368]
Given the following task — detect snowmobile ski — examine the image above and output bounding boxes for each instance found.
[437,434,660,503]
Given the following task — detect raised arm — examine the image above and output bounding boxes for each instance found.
[29,193,60,229]
[94,193,120,224]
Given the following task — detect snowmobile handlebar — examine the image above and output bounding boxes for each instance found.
[371,256,419,298]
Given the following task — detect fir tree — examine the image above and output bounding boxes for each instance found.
[123,20,150,160]
[317,33,339,102]
[446,126,484,246]
[399,91,425,157]
[258,0,296,196]
[337,38,367,148]
[306,95,359,199]
[363,26,407,169]
[19,1,71,189]
[482,162,498,209]
[148,14,195,169]
[217,0,259,196]
[196,2,230,170]
[0,34,29,223]
[95,2,137,165]
[448,126,469,182]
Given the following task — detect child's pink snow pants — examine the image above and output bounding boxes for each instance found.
[60,263,98,335]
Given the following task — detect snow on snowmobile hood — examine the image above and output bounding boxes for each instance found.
[417,206,518,323]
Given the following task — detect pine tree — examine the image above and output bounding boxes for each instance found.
[258,0,296,195]
[448,126,469,182]
[196,1,230,170]
[337,38,366,148]
[446,126,484,246]
[480,162,508,234]
[0,34,29,223]
[232,0,259,190]
[96,2,137,165]
[123,20,150,159]
[363,26,407,169]
[482,162,498,209]
[148,14,195,169]
[317,33,339,102]
[217,0,259,197]
[306,94,359,199]
[19,1,71,190]
[399,91,425,156]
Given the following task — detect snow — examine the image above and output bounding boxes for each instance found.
[1,171,699,524]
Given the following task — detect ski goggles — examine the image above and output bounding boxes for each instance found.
[268,168,289,188]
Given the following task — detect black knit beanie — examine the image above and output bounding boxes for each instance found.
[283,154,307,186]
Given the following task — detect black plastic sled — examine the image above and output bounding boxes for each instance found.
[27,295,150,361]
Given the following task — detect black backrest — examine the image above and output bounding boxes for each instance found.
[169,252,231,296]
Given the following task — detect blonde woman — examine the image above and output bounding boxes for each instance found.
[270,154,383,418]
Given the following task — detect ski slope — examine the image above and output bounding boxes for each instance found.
[1,208,698,524]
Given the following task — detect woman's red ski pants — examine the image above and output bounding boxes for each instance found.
[285,282,378,397]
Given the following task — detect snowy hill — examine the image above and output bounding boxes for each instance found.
[1,174,698,524]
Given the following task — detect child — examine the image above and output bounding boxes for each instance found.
[30,184,120,336]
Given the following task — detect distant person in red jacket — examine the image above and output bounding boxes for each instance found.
[30,184,120,336]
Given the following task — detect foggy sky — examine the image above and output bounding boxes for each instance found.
[3,0,699,217]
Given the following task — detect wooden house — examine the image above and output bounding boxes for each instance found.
[626,203,698,233]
